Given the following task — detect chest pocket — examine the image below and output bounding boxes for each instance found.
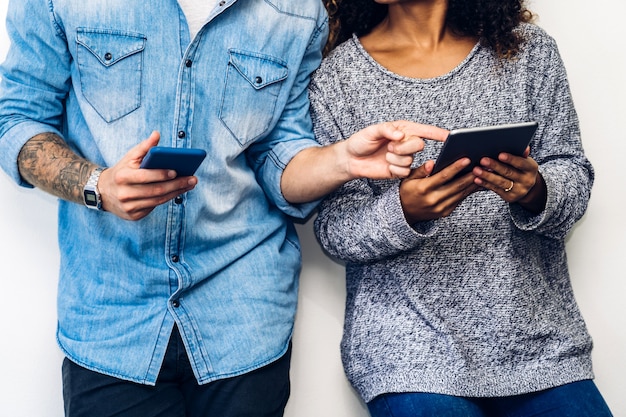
[219,49,288,147]
[76,29,146,123]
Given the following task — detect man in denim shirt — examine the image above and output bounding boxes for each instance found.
[0,1,446,415]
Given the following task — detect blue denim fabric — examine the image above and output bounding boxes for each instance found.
[0,0,327,385]
[367,380,613,417]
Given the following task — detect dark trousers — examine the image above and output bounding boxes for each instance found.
[62,326,291,417]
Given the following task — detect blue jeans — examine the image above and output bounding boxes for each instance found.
[367,380,613,417]
[62,326,291,417]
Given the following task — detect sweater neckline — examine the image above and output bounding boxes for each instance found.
[350,33,481,83]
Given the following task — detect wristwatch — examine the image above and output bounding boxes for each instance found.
[83,167,105,210]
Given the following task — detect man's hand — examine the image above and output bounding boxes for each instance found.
[342,120,449,179]
[18,130,199,222]
[98,131,198,221]
[281,121,448,204]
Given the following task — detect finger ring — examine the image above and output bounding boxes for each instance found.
[504,180,514,192]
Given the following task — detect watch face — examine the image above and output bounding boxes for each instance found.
[84,190,98,206]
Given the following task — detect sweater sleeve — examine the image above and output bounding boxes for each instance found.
[309,74,435,263]
[510,32,594,239]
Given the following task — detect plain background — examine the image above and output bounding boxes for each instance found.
[0,0,624,415]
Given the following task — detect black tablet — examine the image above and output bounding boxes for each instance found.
[431,121,539,177]
[140,147,207,176]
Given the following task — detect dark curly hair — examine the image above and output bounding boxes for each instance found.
[323,0,535,59]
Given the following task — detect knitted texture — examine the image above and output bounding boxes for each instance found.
[309,23,595,403]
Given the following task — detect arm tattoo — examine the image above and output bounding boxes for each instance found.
[17,133,98,204]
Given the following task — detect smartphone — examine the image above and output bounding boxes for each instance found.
[431,121,539,177]
[140,147,207,176]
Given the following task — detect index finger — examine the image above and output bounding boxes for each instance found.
[393,121,449,142]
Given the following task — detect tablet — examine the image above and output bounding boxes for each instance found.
[140,147,207,176]
[431,121,539,177]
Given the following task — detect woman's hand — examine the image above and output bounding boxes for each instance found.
[472,147,547,214]
[400,158,480,224]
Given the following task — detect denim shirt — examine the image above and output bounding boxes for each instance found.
[0,0,327,385]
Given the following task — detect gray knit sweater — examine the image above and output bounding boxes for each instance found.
[309,23,595,403]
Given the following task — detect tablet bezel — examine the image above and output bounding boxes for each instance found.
[431,121,539,177]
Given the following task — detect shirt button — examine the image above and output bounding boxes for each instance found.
[185,59,192,68]
[172,300,180,308]
[177,131,186,139]
[174,196,183,204]
[104,52,113,61]
[255,76,263,84]
[171,255,180,263]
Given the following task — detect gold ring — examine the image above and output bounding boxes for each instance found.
[504,180,514,192]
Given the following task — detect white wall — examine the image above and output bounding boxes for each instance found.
[0,1,624,415]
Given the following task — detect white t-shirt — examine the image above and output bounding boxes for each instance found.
[178,0,220,38]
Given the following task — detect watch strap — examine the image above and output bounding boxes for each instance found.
[83,167,105,210]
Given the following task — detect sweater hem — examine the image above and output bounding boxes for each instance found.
[351,356,594,403]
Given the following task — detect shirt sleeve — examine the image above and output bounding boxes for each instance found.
[245,9,328,219]
[0,0,70,187]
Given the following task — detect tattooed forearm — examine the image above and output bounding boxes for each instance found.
[17,133,98,204]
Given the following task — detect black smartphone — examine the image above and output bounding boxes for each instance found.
[140,147,207,176]
[431,121,539,177]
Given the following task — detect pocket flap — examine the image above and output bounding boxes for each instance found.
[228,49,288,90]
[77,29,146,67]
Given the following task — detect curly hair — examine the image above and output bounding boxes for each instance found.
[322,0,535,59]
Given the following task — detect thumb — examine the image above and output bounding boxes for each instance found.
[407,160,434,180]
[127,131,161,167]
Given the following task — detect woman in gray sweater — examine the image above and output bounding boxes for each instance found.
[310,0,613,415]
